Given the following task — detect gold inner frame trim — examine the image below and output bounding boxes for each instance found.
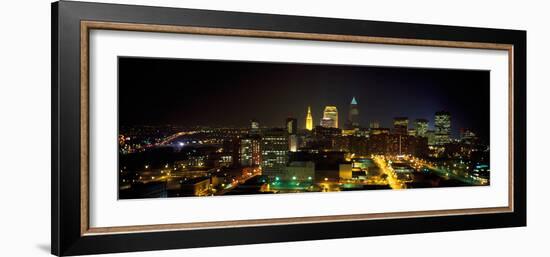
[80,20,514,236]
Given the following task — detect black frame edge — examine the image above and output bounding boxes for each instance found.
[513,30,527,227]
[51,1,60,256]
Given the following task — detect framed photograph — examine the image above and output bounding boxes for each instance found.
[51,1,526,256]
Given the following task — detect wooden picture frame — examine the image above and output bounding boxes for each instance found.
[52,1,526,255]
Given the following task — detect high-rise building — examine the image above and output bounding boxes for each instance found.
[238,136,261,167]
[320,117,335,128]
[261,128,289,178]
[393,117,409,135]
[305,106,313,131]
[286,118,298,152]
[286,117,297,135]
[434,111,451,145]
[321,106,338,128]
[414,118,429,137]
[460,128,477,144]
[288,134,298,152]
[347,97,359,129]
[426,130,436,146]
[369,120,380,129]
[250,119,260,135]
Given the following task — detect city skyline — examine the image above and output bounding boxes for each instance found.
[119,57,490,140]
[118,57,490,199]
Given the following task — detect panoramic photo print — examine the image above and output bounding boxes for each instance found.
[118,57,490,199]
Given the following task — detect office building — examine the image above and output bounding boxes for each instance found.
[238,136,261,167]
[393,117,409,135]
[261,128,289,178]
[250,119,260,135]
[286,117,298,152]
[321,106,339,128]
[369,120,380,129]
[434,111,451,145]
[286,117,298,135]
[414,118,429,137]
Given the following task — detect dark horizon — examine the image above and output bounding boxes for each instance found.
[119,57,490,140]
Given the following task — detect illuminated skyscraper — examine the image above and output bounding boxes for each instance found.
[321,106,338,128]
[460,128,477,145]
[434,111,451,145]
[320,118,335,128]
[261,128,289,178]
[305,106,313,131]
[393,117,409,135]
[426,130,436,146]
[238,136,261,167]
[250,119,260,135]
[347,97,359,129]
[286,118,297,135]
[369,120,380,129]
[286,117,298,152]
[414,118,429,137]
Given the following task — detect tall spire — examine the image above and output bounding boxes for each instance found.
[347,97,359,129]
[306,106,313,131]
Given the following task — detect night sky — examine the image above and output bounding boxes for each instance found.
[119,57,490,140]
